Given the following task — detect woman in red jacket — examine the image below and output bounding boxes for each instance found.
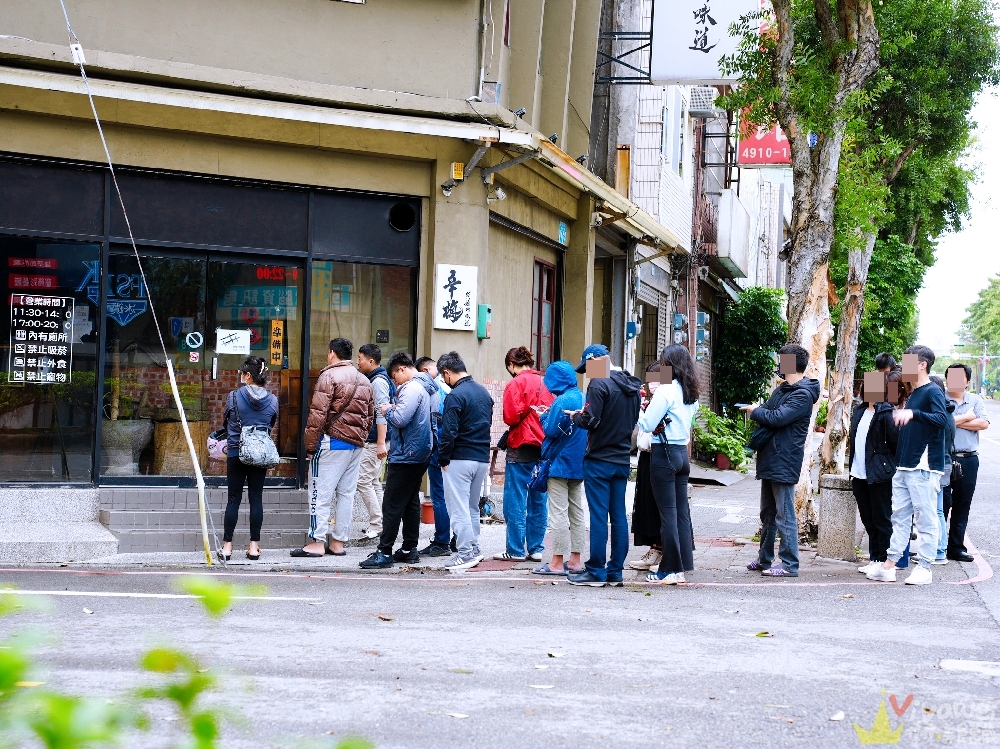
[494,346,554,561]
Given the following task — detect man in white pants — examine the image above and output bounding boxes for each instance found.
[436,352,494,571]
[294,338,375,557]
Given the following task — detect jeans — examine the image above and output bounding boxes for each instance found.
[852,478,892,562]
[650,444,693,574]
[378,461,428,554]
[354,441,386,534]
[308,444,364,544]
[443,460,489,556]
[757,480,799,574]
[426,460,450,547]
[547,478,587,557]
[583,457,630,580]
[946,454,979,556]
[888,469,939,569]
[224,456,266,543]
[503,460,548,557]
[936,488,948,560]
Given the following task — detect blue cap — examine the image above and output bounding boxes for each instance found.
[576,344,610,373]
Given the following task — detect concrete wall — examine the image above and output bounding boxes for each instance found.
[2,0,482,101]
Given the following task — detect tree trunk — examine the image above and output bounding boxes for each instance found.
[819,231,877,478]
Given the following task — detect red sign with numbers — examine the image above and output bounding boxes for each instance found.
[737,122,791,167]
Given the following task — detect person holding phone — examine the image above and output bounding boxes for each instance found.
[636,345,700,584]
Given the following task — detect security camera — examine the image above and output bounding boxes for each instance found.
[698,266,710,281]
[513,107,527,118]
[442,185,453,197]
[495,187,506,201]
[548,133,558,143]
[576,155,587,164]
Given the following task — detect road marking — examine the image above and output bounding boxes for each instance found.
[939,659,1000,676]
[0,589,320,602]
[953,536,994,585]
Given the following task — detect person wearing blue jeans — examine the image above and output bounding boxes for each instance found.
[416,357,453,557]
[757,480,799,575]
[566,344,642,588]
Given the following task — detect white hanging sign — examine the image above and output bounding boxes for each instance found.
[650,0,759,84]
[433,264,477,331]
[216,328,251,355]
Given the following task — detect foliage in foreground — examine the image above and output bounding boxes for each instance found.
[715,287,787,410]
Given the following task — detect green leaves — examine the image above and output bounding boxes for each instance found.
[26,694,135,749]
[176,576,267,618]
[715,287,787,409]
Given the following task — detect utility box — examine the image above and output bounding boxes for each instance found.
[476,304,492,339]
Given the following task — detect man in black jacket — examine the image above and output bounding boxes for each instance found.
[436,351,494,572]
[742,344,821,577]
[566,344,643,587]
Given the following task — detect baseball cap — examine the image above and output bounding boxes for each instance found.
[576,343,610,373]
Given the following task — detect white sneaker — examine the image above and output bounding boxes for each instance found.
[675,572,687,584]
[361,528,380,540]
[932,557,949,566]
[645,571,683,584]
[445,552,481,572]
[866,564,896,582]
[629,548,662,570]
[857,561,878,574]
[905,566,933,585]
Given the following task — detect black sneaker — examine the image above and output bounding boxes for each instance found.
[419,543,451,557]
[392,548,420,564]
[568,570,607,587]
[359,551,394,569]
[606,575,624,587]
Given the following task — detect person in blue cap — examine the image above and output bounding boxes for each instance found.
[565,344,642,587]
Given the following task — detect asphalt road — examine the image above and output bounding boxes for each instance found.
[3,400,1000,748]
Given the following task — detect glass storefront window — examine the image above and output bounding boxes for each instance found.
[0,237,99,482]
[310,262,416,369]
[100,250,303,481]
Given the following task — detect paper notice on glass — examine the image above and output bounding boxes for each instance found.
[216,328,251,355]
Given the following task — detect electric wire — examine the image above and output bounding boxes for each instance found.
[57,0,223,566]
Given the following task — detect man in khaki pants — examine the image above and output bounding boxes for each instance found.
[355,343,394,539]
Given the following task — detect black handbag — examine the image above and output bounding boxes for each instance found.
[951,455,964,483]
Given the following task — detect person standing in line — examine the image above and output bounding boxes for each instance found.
[629,362,663,573]
[220,356,278,562]
[295,338,374,558]
[436,351,494,571]
[741,344,821,578]
[928,375,956,566]
[851,369,901,575]
[566,344,642,588]
[876,352,897,373]
[637,345,701,585]
[415,356,453,556]
[532,360,588,576]
[355,344,394,542]
[494,347,554,562]
[360,353,435,569]
[944,363,989,563]
[867,345,948,585]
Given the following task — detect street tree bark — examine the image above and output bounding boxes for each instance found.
[768,0,880,530]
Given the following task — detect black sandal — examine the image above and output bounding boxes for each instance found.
[247,549,261,561]
[289,547,324,558]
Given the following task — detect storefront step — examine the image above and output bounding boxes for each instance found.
[98,488,309,512]
[114,530,310,554]
[0,488,119,563]
[100,509,309,532]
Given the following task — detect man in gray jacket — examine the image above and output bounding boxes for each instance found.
[360,352,436,569]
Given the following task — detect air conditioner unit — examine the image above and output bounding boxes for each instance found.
[688,87,725,119]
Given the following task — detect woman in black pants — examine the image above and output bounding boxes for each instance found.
[220,356,278,561]
[636,345,701,585]
[850,368,900,574]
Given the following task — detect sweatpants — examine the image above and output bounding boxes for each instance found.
[378,461,429,555]
[888,469,940,568]
[443,459,489,556]
[355,441,386,534]
[308,444,364,544]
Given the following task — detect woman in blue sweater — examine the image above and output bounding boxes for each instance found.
[637,345,700,584]
[533,360,588,576]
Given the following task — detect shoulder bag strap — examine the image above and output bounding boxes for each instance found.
[231,390,243,429]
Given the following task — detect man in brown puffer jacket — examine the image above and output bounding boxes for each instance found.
[292,337,375,557]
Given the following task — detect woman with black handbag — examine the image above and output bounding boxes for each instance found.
[637,345,700,585]
[219,356,279,562]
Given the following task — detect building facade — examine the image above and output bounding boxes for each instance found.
[0,0,684,559]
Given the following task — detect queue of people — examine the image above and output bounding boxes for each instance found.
[216,337,987,586]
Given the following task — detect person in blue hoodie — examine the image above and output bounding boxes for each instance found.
[532,361,588,576]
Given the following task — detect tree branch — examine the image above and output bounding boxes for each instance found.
[815,0,840,50]
[885,142,919,184]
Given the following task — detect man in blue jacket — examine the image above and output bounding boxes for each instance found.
[360,352,435,570]
[868,345,949,585]
[742,344,821,578]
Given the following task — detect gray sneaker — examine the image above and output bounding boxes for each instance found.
[445,552,481,571]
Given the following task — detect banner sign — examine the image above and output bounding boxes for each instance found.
[8,294,74,384]
[737,121,791,166]
[651,0,759,84]
[269,320,284,366]
[433,264,477,331]
[216,328,252,356]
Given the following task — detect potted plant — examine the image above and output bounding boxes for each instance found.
[815,398,829,433]
[692,407,750,473]
[101,339,153,475]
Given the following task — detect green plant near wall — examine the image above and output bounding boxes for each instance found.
[715,287,787,412]
[815,399,829,429]
[692,407,751,473]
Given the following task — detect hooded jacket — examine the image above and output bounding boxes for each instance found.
[384,372,437,465]
[541,361,587,480]
[223,384,278,451]
[438,375,494,466]
[750,377,822,484]
[304,360,375,453]
[502,368,554,450]
[848,401,899,484]
[572,368,643,465]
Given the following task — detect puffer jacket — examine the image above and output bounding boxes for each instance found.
[503,368,553,449]
[750,377,822,484]
[385,372,436,465]
[541,361,587,480]
[304,360,375,453]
